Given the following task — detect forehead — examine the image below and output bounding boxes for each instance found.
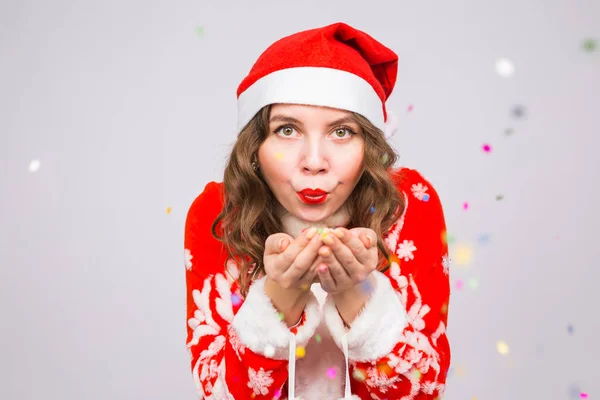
[269,104,357,122]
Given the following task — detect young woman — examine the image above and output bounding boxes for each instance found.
[184,22,451,400]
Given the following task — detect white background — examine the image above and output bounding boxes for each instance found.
[1,0,599,399]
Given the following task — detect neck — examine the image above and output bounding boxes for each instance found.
[276,202,352,239]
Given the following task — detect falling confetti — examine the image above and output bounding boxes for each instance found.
[582,38,597,52]
[504,128,514,136]
[495,57,515,77]
[442,231,456,245]
[496,340,510,356]
[568,324,574,335]
[277,312,284,322]
[369,206,376,214]
[463,202,469,210]
[359,277,375,295]
[441,303,448,315]
[275,152,284,160]
[407,104,414,112]
[352,368,366,381]
[274,389,282,399]
[422,194,430,202]
[380,153,389,164]
[511,105,527,119]
[326,367,337,379]
[482,144,492,153]
[195,26,204,37]
[29,159,41,172]
[231,293,242,306]
[296,346,306,358]
[453,243,474,266]
[477,233,490,244]
[468,278,479,290]
[580,393,589,399]
[166,207,172,214]
[496,194,504,201]
[315,334,322,343]
[455,279,464,290]
[412,369,422,380]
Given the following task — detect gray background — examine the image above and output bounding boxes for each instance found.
[1,0,599,399]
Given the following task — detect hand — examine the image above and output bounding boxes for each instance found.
[263,227,327,292]
[315,227,378,294]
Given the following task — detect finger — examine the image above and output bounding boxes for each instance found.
[317,264,336,292]
[297,255,325,290]
[321,230,362,277]
[281,229,322,282]
[333,228,377,269]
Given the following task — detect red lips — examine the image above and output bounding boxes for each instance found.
[299,188,328,196]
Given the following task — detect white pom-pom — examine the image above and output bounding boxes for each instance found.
[384,113,400,139]
[337,396,361,399]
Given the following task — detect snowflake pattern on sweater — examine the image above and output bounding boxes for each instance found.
[184,167,451,399]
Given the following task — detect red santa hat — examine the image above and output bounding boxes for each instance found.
[236,22,400,138]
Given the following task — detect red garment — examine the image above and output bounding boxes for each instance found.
[184,167,451,399]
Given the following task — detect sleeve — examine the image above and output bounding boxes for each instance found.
[185,181,322,399]
[323,171,451,399]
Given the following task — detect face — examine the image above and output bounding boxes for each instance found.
[257,104,365,223]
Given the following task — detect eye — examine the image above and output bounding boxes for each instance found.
[273,125,298,137]
[332,126,358,139]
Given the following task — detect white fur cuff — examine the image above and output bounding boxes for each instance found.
[231,276,322,360]
[323,270,407,362]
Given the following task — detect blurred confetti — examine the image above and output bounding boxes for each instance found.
[231,293,242,306]
[277,312,284,322]
[468,278,479,290]
[326,367,337,379]
[296,346,306,358]
[582,38,597,52]
[482,144,492,153]
[496,194,504,201]
[407,104,414,112]
[29,159,41,172]
[463,202,469,210]
[381,153,389,164]
[274,388,282,399]
[315,333,322,343]
[359,277,375,295]
[568,324,574,335]
[455,279,464,290]
[195,26,204,37]
[453,243,474,266]
[422,193,430,202]
[580,393,589,399]
[496,340,510,356]
[369,206,376,214]
[495,57,515,77]
[511,105,527,119]
[275,152,284,160]
[166,207,172,214]
[504,128,514,136]
[477,233,491,244]
[352,368,366,381]
[264,344,275,357]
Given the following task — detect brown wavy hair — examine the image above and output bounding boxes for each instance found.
[212,105,406,297]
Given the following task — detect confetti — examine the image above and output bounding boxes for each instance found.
[453,243,474,266]
[567,324,574,335]
[468,278,479,290]
[273,389,282,399]
[275,152,284,160]
[412,369,422,380]
[463,202,469,210]
[441,303,448,315]
[29,159,41,172]
[369,206,376,214]
[264,344,275,357]
[380,153,389,164]
[504,128,514,136]
[195,26,204,37]
[496,194,504,201]
[442,231,455,245]
[326,367,337,379]
[482,144,492,153]
[231,293,242,306]
[422,194,430,202]
[477,233,490,244]
[315,334,322,343]
[455,279,464,290]
[496,340,510,356]
[296,346,306,358]
[277,312,284,322]
[407,104,414,112]
[582,38,597,52]
[511,105,527,119]
[359,278,375,295]
[352,368,366,381]
[166,207,172,214]
[580,393,589,399]
[495,57,515,77]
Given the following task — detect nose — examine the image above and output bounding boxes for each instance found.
[301,144,328,175]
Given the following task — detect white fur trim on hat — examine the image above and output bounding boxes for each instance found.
[237,67,385,133]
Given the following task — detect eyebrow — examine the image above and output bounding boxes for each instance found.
[268,115,359,129]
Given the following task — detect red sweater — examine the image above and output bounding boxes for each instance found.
[184,167,451,399]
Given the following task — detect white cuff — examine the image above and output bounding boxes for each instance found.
[323,270,407,362]
[231,276,321,360]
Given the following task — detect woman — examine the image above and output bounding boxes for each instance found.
[184,22,451,400]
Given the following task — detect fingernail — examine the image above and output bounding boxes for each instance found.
[332,228,345,238]
[321,233,334,245]
[279,238,287,250]
[365,236,373,247]
[306,227,318,239]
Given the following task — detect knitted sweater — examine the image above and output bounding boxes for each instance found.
[184,167,451,399]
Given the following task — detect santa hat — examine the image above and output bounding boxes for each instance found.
[236,22,400,138]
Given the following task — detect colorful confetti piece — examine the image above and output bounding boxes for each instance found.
[496,194,504,201]
[275,152,284,160]
[504,128,514,136]
[496,340,510,355]
[369,206,376,214]
[29,159,40,172]
[359,277,375,295]
[511,105,527,119]
[463,202,469,210]
[296,346,306,358]
[453,243,474,266]
[580,392,589,399]
[495,57,515,77]
[455,279,464,290]
[482,144,492,153]
[166,207,172,214]
[583,38,596,52]
[422,193,430,202]
[195,26,204,37]
[407,104,414,112]
[477,233,490,244]
[352,368,366,381]
[468,278,479,290]
[568,324,574,335]
[264,344,275,357]
[315,334,322,343]
[231,293,242,306]
[326,367,337,379]
[380,153,389,164]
